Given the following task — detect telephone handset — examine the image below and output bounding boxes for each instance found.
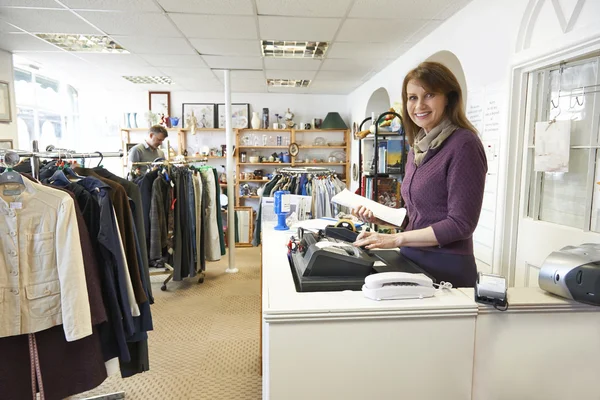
[362,272,437,301]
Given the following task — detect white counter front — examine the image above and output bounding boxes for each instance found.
[261,222,478,400]
[261,221,600,400]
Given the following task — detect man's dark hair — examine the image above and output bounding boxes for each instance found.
[149,125,168,137]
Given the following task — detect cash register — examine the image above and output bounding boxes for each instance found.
[288,225,430,292]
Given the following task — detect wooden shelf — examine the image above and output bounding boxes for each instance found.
[238,128,292,132]
[300,145,346,149]
[238,146,288,149]
[182,128,225,131]
[240,163,292,166]
[234,127,351,207]
[121,127,184,131]
[295,162,346,166]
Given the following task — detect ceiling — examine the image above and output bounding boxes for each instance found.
[0,0,471,94]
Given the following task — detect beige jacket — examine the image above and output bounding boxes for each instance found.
[0,178,92,342]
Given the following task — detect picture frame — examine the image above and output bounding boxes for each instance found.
[182,103,216,129]
[233,206,254,247]
[0,81,12,122]
[149,91,171,117]
[0,139,13,150]
[217,103,250,129]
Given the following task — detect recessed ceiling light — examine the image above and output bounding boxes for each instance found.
[261,40,328,59]
[35,34,128,53]
[122,76,173,85]
[267,79,311,88]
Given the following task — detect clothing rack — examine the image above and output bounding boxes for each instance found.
[276,166,335,175]
[25,142,127,400]
[131,158,208,291]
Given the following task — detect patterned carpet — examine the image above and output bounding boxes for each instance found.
[70,247,262,400]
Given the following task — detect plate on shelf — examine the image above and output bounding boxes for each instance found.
[313,137,326,146]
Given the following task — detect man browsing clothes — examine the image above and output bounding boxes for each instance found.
[128,125,168,173]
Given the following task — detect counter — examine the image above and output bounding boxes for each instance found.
[261,222,478,400]
[261,222,600,400]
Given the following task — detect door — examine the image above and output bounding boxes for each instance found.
[514,56,600,287]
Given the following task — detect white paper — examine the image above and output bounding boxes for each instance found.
[534,120,571,172]
[331,189,407,226]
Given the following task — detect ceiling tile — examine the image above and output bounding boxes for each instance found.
[75,53,166,75]
[437,0,473,19]
[213,70,265,81]
[327,42,398,59]
[265,70,316,80]
[258,16,341,41]
[308,79,358,94]
[0,32,63,52]
[315,70,370,81]
[0,7,102,34]
[157,0,254,15]
[170,77,223,91]
[0,21,19,33]
[2,0,61,7]
[263,58,321,71]
[111,36,197,55]
[201,55,262,70]
[267,86,309,94]
[170,14,257,39]
[405,19,443,43]
[61,0,162,12]
[77,11,181,36]
[139,54,206,68]
[190,39,261,57]
[156,67,216,81]
[320,58,373,72]
[230,80,268,92]
[349,0,448,19]
[336,18,425,43]
[256,0,353,17]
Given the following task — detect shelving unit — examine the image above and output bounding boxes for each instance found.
[235,128,350,206]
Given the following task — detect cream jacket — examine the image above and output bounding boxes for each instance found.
[0,178,92,342]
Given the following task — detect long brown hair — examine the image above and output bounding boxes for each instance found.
[401,61,477,145]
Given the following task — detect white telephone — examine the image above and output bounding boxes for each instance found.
[362,272,436,301]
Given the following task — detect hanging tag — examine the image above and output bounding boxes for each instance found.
[10,202,22,209]
[3,189,21,196]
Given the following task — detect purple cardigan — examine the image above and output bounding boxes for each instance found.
[401,128,487,255]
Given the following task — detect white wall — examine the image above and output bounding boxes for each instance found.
[347,0,600,273]
[0,49,18,147]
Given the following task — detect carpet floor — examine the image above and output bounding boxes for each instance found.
[70,247,262,400]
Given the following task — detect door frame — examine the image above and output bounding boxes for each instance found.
[498,37,600,286]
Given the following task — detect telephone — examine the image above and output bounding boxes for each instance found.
[362,272,436,301]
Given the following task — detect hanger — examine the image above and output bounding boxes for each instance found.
[96,151,104,168]
[0,166,25,186]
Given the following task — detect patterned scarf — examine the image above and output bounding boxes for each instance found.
[413,118,457,166]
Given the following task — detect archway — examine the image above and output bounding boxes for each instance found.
[364,87,391,118]
[425,50,468,108]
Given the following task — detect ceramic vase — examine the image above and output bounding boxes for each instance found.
[251,112,261,129]
[132,112,138,128]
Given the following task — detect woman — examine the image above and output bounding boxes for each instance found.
[353,61,487,288]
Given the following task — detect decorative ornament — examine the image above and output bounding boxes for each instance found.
[288,142,299,157]
[285,108,295,128]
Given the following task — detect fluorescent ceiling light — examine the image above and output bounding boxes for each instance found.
[35,34,128,53]
[261,40,328,59]
[122,76,173,85]
[267,79,311,88]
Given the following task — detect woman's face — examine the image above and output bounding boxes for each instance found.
[406,80,448,133]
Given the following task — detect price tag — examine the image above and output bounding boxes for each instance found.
[281,194,291,213]
[10,202,22,209]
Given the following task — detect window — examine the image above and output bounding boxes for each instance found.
[525,56,600,231]
[14,66,80,152]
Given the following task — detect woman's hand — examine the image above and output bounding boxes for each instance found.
[352,205,389,226]
[353,230,402,250]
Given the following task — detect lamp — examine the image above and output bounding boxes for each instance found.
[321,112,348,129]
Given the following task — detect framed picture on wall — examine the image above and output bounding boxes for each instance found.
[182,103,216,129]
[217,103,250,129]
[0,139,13,150]
[0,81,12,122]
[149,91,171,117]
